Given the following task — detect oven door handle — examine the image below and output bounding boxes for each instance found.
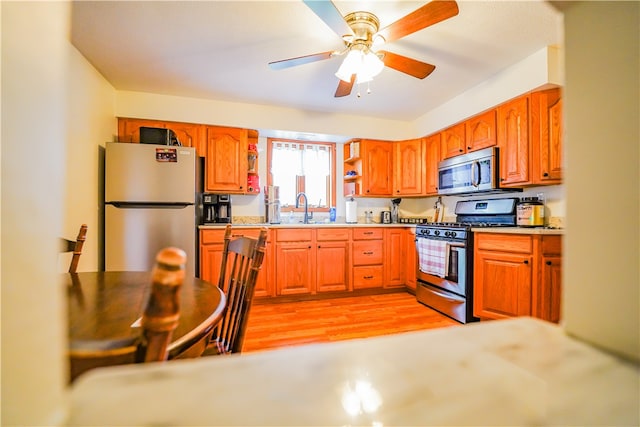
[425,286,466,303]
[471,160,480,187]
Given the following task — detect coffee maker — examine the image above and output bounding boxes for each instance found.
[202,193,232,224]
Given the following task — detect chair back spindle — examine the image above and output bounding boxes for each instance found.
[139,247,186,362]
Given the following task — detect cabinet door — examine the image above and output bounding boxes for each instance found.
[316,241,349,292]
[474,250,533,319]
[275,242,314,296]
[167,122,206,156]
[404,228,417,291]
[361,140,393,196]
[531,88,563,184]
[384,229,404,288]
[538,255,562,323]
[199,243,223,284]
[393,139,424,196]
[441,122,466,160]
[497,96,530,186]
[205,127,247,193]
[466,109,497,152]
[424,133,441,195]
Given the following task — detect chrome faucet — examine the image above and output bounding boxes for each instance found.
[295,192,312,224]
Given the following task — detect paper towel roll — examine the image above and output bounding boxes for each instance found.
[346,199,357,223]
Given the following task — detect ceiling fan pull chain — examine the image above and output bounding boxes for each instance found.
[367,81,372,95]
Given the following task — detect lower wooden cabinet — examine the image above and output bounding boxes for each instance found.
[404,228,417,291]
[473,232,562,323]
[200,228,272,298]
[352,228,384,289]
[200,225,434,301]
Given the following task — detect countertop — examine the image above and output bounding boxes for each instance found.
[199,223,564,235]
[67,317,638,426]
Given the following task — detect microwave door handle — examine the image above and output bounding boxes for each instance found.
[471,160,480,187]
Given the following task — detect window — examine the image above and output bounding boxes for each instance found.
[267,138,336,211]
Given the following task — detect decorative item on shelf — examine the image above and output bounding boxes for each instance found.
[349,141,360,159]
[247,175,260,194]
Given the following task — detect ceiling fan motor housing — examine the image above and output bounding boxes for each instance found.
[343,11,381,48]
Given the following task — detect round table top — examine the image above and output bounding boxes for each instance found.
[66,271,226,358]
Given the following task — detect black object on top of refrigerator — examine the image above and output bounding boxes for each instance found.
[104,142,201,276]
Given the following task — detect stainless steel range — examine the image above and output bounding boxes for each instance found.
[415,198,519,323]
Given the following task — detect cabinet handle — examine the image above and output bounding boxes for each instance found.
[543,172,549,177]
[524,260,529,264]
[459,149,463,152]
[546,261,552,265]
[318,245,321,248]
[467,146,471,150]
[364,275,374,279]
[308,245,312,249]
[363,251,374,255]
[364,231,373,235]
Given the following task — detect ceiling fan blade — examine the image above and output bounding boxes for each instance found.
[334,75,355,97]
[303,0,354,38]
[268,51,334,70]
[377,0,459,44]
[379,51,436,79]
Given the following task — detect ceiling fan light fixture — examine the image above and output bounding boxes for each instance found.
[335,49,384,84]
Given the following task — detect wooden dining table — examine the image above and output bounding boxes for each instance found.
[66,271,226,382]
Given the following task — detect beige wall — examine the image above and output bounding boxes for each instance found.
[1,1,117,425]
[561,1,639,361]
[2,2,71,425]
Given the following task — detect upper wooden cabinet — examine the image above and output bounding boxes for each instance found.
[393,138,425,196]
[440,122,466,160]
[423,133,441,195]
[497,95,531,186]
[465,109,497,152]
[531,88,563,185]
[117,118,206,156]
[344,139,393,197]
[205,126,248,194]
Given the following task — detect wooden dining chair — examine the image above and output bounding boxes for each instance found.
[61,224,88,273]
[202,224,268,356]
[138,246,186,363]
[68,247,186,382]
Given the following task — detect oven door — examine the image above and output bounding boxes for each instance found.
[416,282,468,324]
[416,239,467,297]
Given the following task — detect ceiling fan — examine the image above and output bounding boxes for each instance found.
[268,0,459,98]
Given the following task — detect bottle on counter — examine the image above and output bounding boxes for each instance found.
[329,207,336,222]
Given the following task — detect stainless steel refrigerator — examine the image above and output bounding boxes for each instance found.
[105,142,200,275]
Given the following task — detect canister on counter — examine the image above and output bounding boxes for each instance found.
[516,197,545,227]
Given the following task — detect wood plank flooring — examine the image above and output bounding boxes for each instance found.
[241,292,459,353]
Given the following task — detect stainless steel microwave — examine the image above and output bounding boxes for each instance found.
[437,147,521,196]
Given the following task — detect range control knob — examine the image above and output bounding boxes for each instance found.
[434,230,440,236]
[444,231,457,238]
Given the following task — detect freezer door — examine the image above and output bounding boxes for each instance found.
[105,142,196,203]
[106,204,196,276]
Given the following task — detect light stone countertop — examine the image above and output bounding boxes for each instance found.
[471,226,565,235]
[66,317,639,426]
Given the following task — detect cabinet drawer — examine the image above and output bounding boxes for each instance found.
[542,235,562,255]
[352,240,384,265]
[276,228,313,242]
[200,229,226,244]
[352,228,383,240]
[316,228,350,241]
[475,233,533,253]
[353,266,384,289]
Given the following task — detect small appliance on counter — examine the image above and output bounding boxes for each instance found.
[202,193,232,224]
[265,185,281,224]
[380,211,391,224]
[516,196,545,227]
[391,198,401,223]
[345,197,357,223]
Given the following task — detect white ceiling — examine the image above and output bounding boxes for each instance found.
[71,1,562,122]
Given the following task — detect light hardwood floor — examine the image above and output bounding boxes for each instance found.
[242,291,459,353]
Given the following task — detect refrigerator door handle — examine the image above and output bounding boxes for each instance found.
[109,202,193,209]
